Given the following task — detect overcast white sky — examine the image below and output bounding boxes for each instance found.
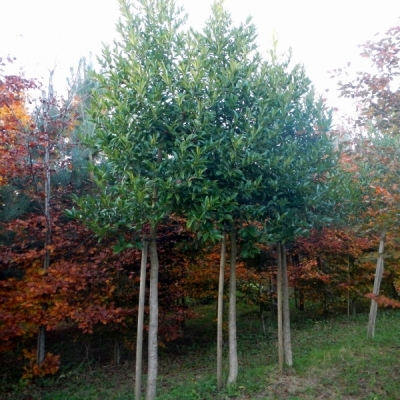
[1,0,400,114]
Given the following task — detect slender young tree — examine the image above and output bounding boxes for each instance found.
[337,24,400,335]
[276,242,284,371]
[281,242,292,367]
[253,48,338,369]
[36,74,53,367]
[178,3,268,387]
[179,9,338,377]
[228,229,238,384]
[135,238,148,400]
[31,71,78,366]
[71,1,187,398]
[216,233,227,391]
[367,231,386,338]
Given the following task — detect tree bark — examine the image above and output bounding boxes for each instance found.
[299,290,305,312]
[260,283,266,335]
[347,256,350,317]
[276,242,284,371]
[146,226,159,400]
[146,147,162,400]
[217,234,226,391]
[114,332,121,366]
[228,230,238,385]
[367,231,386,339]
[36,325,46,366]
[281,243,293,367]
[36,81,53,367]
[135,238,148,400]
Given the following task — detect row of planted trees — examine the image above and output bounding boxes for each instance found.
[1,1,400,399]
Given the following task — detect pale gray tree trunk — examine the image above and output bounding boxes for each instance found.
[259,283,266,335]
[36,141,50,365]
[34,70,78,367]
[367,231,386,339]
[135,239,148,400]
[114,332,121,366]
[146,148,162,400]
[276,242,284,371]
[36,79,53,367]
[228,230,238,385]
[281,243,293,367]
[347,256,351,317]
[146,226,159,400]
[217,234,227,391]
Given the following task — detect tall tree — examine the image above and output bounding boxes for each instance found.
[337,23,400,336]
[254,48,338,368]
[0,59,92,375]
[71,1,187,398]
[32,71,78,366]
[0,61,79,366]
[175,2,267,387]
[179,19,338,375]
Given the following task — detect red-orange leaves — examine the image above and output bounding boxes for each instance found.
[22,349,60,380]
[0,69,36,184]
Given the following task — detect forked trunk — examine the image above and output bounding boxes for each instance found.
[367,231,386,339]
[135,239,148,400]
[276,242,284,371]
[217,234,227,391]
[281,243,293,367]
[228,230,238,385]
[146,226,159,400]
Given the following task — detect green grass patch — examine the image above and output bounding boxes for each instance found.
[2,306,400,399]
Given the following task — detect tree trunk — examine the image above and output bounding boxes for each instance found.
[146,147,162,400]
[36,82,52,367]
[276,242,284,371]
[259,283,266,335]
[228,230,238,385]
[269,275,277,315]
[346,256,350,317]
[299,289,305,312]
[217,234,226,391]
[146,226,159,400]
[351,298,357,316]
[281,243,293,367]
[36,325,46,366]
[135,239,148,400]
[114,332,121,366]
[367,231,386,339]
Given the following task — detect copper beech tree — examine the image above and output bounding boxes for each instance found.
[336,23,400,337]
[0,63,132,377]
[0,59,35,184]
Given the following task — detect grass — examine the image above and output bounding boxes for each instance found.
[2,305,400,399]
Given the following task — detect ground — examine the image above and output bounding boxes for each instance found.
[1,304,400,399]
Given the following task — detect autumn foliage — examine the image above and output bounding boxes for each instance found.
[0,60,36,185]
[2,22,400,383]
